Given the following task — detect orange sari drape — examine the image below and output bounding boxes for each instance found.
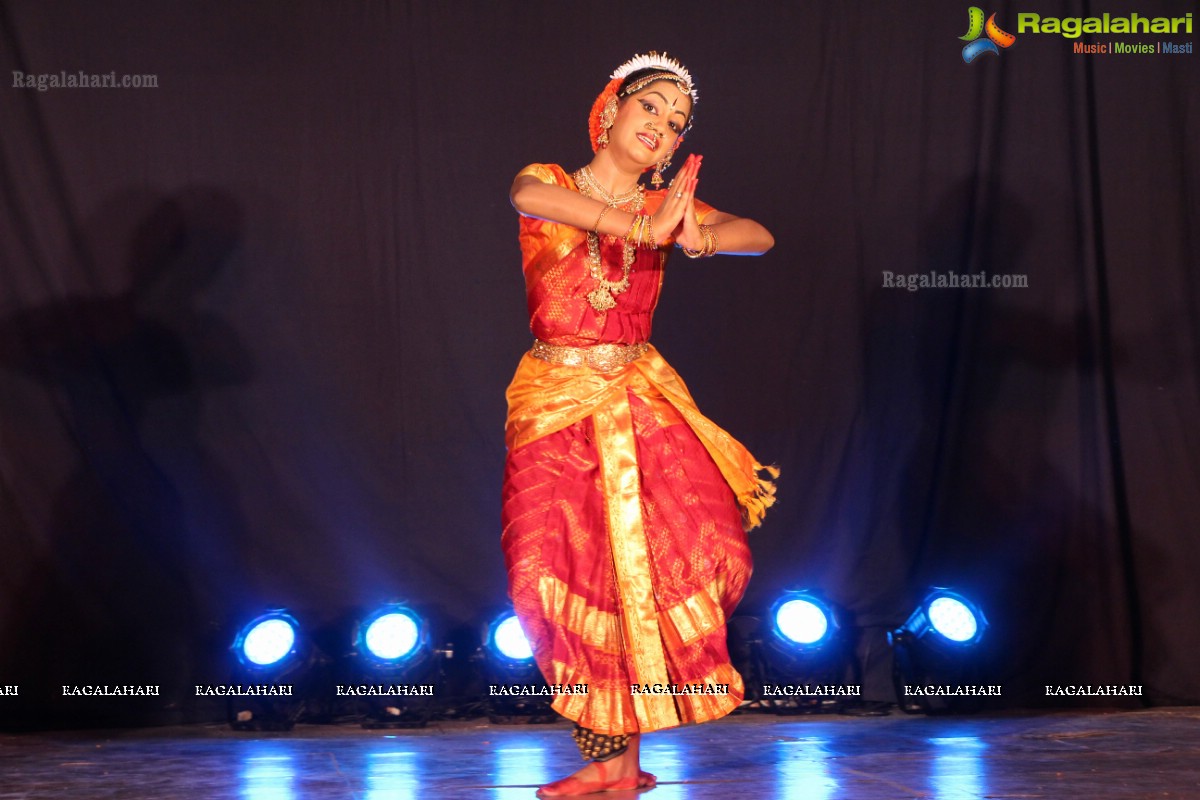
[501,164,776,735]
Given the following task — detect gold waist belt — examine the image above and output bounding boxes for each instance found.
[530,339,649,372]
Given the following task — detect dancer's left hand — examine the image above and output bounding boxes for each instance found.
[671,156,705,252]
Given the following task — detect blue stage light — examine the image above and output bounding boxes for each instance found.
[774,598,830,646]
[357,605,425,665]
[489,613,533,663]
[900,589,987,649]
[928,595,981,644]
[233,611,302,670]
[348,604,438,729]
[482,609,552,723]
[228,610,331,731]
[769,591,838,651]
[756,590,854,713]
[889,589,992,713]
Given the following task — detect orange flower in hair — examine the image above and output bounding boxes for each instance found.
[588,77,622,152]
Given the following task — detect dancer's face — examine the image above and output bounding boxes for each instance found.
[611,80,691,167]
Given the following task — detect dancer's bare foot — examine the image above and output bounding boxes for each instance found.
[537,734,648,796]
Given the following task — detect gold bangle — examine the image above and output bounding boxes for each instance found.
[645,215,658,249]
[680,225,718,258]
[593,204,612,233]
[628,212,649,247]
[624,213,640,243]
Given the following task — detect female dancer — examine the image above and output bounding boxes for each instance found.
[501,52,777,797]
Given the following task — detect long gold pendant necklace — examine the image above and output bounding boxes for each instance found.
[573,166,645,313]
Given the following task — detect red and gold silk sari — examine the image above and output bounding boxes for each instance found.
[501,163,776,735]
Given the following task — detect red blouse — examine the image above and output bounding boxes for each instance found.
[516,163,714,347]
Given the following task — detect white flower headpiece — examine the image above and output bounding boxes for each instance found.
[610,51,698,103]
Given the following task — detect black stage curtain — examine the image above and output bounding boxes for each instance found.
[1,1,1196,727]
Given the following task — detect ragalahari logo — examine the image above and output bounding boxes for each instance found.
[961,7,1017,62]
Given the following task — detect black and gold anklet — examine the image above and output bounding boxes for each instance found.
[571,724,631,762]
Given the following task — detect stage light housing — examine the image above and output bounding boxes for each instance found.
[753,590,856,714]
[480,609,553,724]
[889,588,992,715]
[227,609,328,731]
[346,603,440,729]
[353,604,428,671]
[233,611,304,673]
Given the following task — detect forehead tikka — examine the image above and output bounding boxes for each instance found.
[620,72,693,102]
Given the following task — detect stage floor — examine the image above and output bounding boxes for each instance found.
[1,708,1197,798]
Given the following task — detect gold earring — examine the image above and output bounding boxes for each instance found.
[597,96,618,147]
[651,141,678,189]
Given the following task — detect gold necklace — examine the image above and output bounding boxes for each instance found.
[573,166,643,206]
[573,167,645,313]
